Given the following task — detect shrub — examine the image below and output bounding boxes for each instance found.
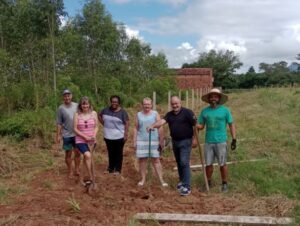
[0,108,54,143]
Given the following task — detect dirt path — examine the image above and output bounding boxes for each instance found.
[0,144,295,226]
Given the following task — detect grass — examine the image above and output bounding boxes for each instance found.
[66,193,81,213]
[0,87,299,222]
[224,88,300,198]
[0,137,59,204]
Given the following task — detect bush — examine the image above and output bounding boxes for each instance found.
[0,108,54,143]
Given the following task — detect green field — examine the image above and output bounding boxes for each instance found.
[0,87,299,224]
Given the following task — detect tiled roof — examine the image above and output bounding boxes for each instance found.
[176,68,212,76]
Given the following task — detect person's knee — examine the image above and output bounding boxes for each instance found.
[152,158,160,165]
[74,150,81,158]
[84,152,91,160]
[65,151,72,159]
[179,159,189,167]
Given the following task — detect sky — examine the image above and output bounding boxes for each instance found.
[63,0,300,73]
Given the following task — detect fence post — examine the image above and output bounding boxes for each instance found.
[186,90,189,108]
[199,88,203,106]
[168,91,171,111]
[192,89,195,110]
[153,91,156,110]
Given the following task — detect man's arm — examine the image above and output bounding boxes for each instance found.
[56,124,62,144]
[196,124,205,130]
[147,118,167,132]
[228,123,236,139]
[228,123,237,150]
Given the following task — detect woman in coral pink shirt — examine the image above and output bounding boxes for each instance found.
[74,96,99,187]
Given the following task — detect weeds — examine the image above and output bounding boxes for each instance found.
[42,180,53,190]
[67,193,81,213]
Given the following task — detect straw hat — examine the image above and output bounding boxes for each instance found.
[201,88,228,105]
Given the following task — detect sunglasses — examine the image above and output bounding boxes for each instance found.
[84,121,88,128]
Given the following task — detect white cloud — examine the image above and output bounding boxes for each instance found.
[137,0,300,72]
[109,0,132,3]
[160,0,188,7]
[177,42,193,50]
[124,25,144,41]
[109,0,187,6]
[59,15,67,29]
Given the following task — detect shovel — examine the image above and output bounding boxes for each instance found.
[194,126,209,192]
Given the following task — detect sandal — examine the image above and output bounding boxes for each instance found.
[137,181,144,186]
[84,180,93,187]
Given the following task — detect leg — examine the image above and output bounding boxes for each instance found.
[216,142,228,183]
[205,165,214,181]
[178,139,192,189]
[216,142,229,192]
[115,138,125,173]
[138,158,147,185]
[104,139,114,173]
[152,158,167,186]
[220,165,228,182]
[73,149,81,175]
[172,140,183,183]
[65,150,73,178]
[84,151,93,181]
[204,143,215,185]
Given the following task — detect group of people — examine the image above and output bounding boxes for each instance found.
[56,87,236,196]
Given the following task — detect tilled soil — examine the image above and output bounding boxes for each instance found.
[0,145,295,226]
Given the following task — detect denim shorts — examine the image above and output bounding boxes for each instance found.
[76,143,90,154]
[204,142,227,166]
[62,137,76,151]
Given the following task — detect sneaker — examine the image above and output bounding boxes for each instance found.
[177,182,184,191]
[180,187,191,196]
[113,171,121,176]
[221,183,228,193]
[161,182,168,187]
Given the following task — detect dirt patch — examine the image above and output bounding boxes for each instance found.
[0,144,295,225]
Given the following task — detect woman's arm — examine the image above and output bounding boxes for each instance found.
[156,113,164,149]
[93,111,99,139]
[133,114,138,149]
[98,112,104,125]
[73,113,89,141]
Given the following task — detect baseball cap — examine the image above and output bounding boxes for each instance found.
[62,89,72,95]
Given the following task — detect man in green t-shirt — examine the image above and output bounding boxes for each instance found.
[197,88,236,192]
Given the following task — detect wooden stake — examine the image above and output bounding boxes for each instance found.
[168,91,171,111]
[186,90,189,108]
[173,159,267,171]
[134,213,294,225]
[152,91,156,110]
[194,127,209,191]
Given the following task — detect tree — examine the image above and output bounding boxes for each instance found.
[182,49,242,88]
[259,61,294,86]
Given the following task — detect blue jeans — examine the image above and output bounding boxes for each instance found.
[172,138,192,189]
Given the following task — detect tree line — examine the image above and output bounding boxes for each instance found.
[1,0,299,117]
[0,0,176,116]
[183,50,300,89]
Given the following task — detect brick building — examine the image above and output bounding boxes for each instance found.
[175,68,213,90]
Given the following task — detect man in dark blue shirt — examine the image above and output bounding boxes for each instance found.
[148,96,196,196]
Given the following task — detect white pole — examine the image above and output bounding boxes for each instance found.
[186,90,189,108]
[153,91,156,110]
[192,89,195,110]
[168,91,171,111]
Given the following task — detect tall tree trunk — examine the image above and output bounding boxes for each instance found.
[48,14,57,107]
